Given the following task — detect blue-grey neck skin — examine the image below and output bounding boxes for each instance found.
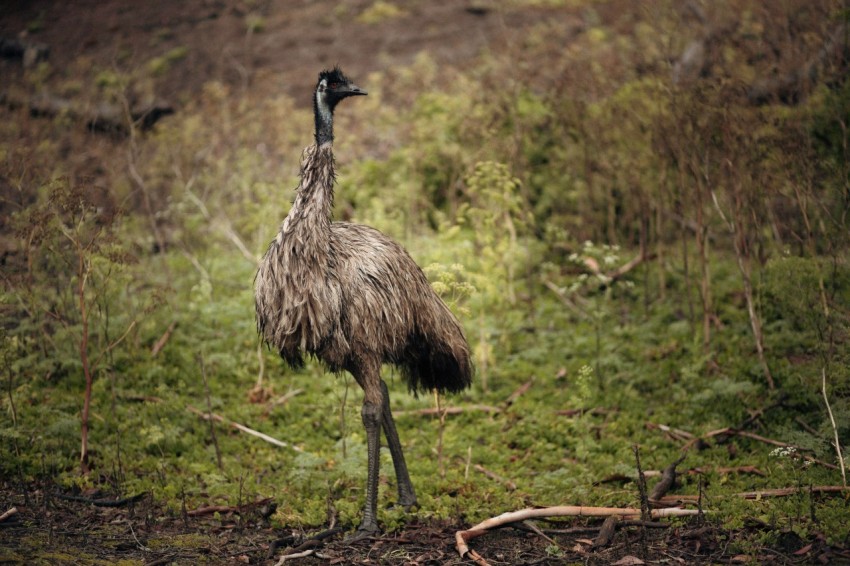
[314,86,334,147]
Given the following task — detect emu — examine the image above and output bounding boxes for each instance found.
[255,67,473,537]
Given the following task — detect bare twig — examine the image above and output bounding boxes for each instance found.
[646,422,695,442]
[0,507,19,522]
[504,376,534,408]
[473,464,517,491]
[198,355,223,470]
[593,515,619,548]
[455,506,699,562]
[649,454,687,502]
[656,485,850,503]
[692,427,838,470]
[56,492,147,507]
[187,405,304,452]
[151,321,177,357]
[273,549,315,564]
[187,497,274,517]
[633,446,650,521]
[822,367,847,487]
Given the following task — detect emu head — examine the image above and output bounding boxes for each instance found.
[313,67,367,147]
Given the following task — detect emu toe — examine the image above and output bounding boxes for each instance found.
[346,522,380,543]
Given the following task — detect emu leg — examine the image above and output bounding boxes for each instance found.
[356,400,382,537]
[379,380,417,509]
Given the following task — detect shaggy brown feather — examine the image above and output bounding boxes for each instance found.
[254,140,472,394]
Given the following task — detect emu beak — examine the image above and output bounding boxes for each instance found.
[346,83,368,96]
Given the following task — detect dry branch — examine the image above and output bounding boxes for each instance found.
[473,464,517,491]
[455,506,700,562]
[734,486,850,500]
[503,377,534,408]
[649,454,687,502]
[187,405,304,452]
[690,427,839,470]
[188,497,274,517]
[0,507,18,523]
[150,321,177,357]
[646,422,695,442]
[656,485,850,504]
[593,515,619,548]
[822,368,847,487]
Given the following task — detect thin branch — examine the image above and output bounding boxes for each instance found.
[822,367,847,487]
[473,464,517,491]
[151,321,177,357]
[187,405,304,452]
[0,507,19,523]
[455,506,700,561]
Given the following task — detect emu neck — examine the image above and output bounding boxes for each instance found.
[314,91,334,148]
[277,145,335,258]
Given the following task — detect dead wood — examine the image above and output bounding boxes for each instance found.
[0,507,18,523]
[657,485,850,505]
[473,463,517,491]
[598,465,765,485]
[455,505,700,563]
[649,454,687,502]
[187,405,305,452]
[150,321,177,357]
[56,492,147,507]
[689,427,839,470]
[734,486,850,500]
[557,407,616,417]
[593,515,619,548]
[646,422,695,442]
[503,376,534,408]
[187,496,274,517]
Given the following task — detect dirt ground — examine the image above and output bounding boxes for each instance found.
[6,480,834,565]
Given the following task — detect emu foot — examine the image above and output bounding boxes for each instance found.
[345,522,380,543]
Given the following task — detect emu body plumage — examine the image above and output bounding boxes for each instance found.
[254,68,472,536]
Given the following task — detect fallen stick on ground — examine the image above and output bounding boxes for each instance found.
[56,492,148,507]
[680,427,839,470]
[393,404,502,417]
[646,422,695,442]
[593,515,619,548]
[735,486,850,499]
[151,320,177,357]
[597,465,766,485]
[0,507,18,523]
[504,377,534,408]
[473,464,517,491]
[273,549,315,564]
[187,497,274,517]
[649,454,687,502]
[657,485,850,504]
[455,505,700,564]
[187,405,304,452]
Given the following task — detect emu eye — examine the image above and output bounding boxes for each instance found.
[329,82,340,89]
